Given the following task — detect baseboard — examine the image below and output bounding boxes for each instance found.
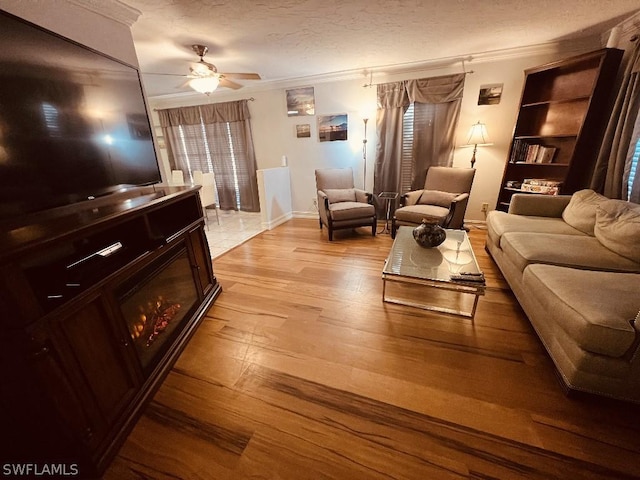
[293,211,318,219]
[262,212,294,230]
[465,219,487,229]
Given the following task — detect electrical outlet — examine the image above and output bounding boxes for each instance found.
[481,202,489,212]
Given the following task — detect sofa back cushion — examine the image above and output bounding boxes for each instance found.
[562,189,609,235]
[595,199,640,263]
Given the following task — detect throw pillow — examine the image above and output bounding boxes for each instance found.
[594,199,640,263]
[418,190,458,208]
[323,188,356,203]
[562,189,609,235]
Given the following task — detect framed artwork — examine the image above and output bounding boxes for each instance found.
[318,114,347,142]
[478,83,503,105]
[296,124,311,138]
[286,86,315,116]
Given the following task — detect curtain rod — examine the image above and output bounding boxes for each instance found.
[153,97,255,111]
[362,58,474,88]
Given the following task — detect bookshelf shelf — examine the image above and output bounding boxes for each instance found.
[521,95,592,108]
[496,48,622,211]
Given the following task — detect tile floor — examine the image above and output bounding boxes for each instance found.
[203,208,265,259]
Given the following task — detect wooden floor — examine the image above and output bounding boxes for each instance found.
[104,219,640,480]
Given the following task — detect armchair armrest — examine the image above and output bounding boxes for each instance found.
[444,193,470,229]
[508,194,571,217]
[399,190,423,207]
[354,188,373,204]
[317,190,330,208]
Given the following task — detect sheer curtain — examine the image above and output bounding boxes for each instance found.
[374,74,465,198]
[590,39,640,201]
[158,99,260,212]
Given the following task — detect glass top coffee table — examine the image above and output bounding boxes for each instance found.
[382,227,485,319]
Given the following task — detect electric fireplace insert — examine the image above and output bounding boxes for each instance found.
[117,245,199,373]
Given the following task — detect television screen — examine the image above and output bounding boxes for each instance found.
[0,10,161,222]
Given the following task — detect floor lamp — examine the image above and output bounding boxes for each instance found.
[362,118,368,189]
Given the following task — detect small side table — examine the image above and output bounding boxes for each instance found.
[378,191,398,234]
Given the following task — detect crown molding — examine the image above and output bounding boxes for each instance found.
[67,0,141,27]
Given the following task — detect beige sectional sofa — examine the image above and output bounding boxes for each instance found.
[485,190,640,403]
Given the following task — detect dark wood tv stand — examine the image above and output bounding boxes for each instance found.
[0,186,221,477]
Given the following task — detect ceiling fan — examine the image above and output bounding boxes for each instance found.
[149,44,261,95]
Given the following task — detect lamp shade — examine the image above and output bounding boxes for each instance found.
[189,76,220,95]
[466,121,491,146]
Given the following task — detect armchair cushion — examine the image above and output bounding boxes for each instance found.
[324,188,356,203]
[418,190,459,207]
[393,204,450,225]
[329,202,375,221]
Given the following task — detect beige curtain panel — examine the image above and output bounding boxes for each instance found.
[157,99,260,212]
[374,73,465,200]
[591,39,640,200]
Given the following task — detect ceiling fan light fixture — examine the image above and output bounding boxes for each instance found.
[189,76,220,95]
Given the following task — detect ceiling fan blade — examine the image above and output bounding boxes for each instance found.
[142,72,189,77]
[219,77,243,90]
[222,72,261,80]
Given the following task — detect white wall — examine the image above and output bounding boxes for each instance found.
[149,45,604,223]
[257,166,293,229]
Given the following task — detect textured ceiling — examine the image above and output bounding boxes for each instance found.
[121,0,640,98]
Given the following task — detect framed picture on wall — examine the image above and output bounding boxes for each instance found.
[318,114,348,142]
[478,83,503,105]
[286,86,315,116]
[296,124,311,138]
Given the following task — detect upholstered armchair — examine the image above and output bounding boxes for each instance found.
[391,166,475,238]
[315,168,376,241]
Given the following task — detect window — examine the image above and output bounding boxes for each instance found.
[176,120,241,209]
[159,100,260,212]
[399,104,414,194]
[628,137,639,200]
[399,102,435,193]
[175,122,214,185]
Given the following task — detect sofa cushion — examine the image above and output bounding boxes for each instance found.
[418,190,458,207]
[523,264,640,358]
[394,204,449,224]
[500,232,640,273]
[324,188,356,203]
[562,189,608,235]
[486,210,585,248]
[595,199,640,263]
[328,201,374,221]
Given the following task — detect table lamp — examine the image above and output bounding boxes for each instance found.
[465,121,491,168]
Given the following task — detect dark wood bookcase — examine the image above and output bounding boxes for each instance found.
[496,48,623,211]
[0,186,221,477]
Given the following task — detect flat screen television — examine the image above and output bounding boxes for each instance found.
[0,9,161,223]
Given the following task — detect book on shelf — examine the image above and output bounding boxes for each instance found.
[510,140,557,164]
[535,146,557,164]
[520,178,562,195]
